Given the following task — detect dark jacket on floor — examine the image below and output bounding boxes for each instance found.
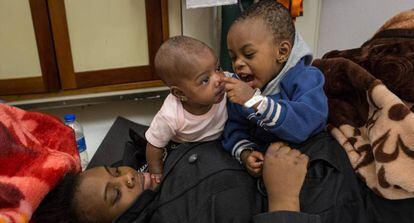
[114,132,414,223]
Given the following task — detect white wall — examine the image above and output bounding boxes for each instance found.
[317,0,413,58]
[182,4,220,53]
[169,0,220,53]
[295,0,321,55]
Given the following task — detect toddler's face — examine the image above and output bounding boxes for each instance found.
[227,18,284,89]
[178,49,225,106]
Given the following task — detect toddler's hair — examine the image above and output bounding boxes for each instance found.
[234,0,295,44]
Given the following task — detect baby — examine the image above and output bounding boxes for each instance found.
[145,36,227,182]
[221,0,328,176]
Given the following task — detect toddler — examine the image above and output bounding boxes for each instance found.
[221,0,328,176]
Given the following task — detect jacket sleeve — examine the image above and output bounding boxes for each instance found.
[253,211,321,223]
[222,102,258,161]
[253,68,328,143]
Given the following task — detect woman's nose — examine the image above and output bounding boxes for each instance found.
[121,172,135,189]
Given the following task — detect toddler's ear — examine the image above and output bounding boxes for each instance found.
[276,40,292,63]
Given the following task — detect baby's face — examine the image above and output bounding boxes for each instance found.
[227,18,284,89]
[178,49,226,107]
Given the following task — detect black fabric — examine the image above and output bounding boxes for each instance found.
[87,117,149,169]
[116,141,265,223]
[117,128,147,170]
[113,132,367,223]
[297,133,368,223]
[363,184,414,223]
[114,190,157,223]
[253,211,321,223]
[92,118,414,223]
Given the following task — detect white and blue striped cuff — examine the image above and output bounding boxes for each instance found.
[232,139,256,162]
[256,97,282,128]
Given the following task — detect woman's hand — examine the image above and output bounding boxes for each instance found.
[262,142,309,212]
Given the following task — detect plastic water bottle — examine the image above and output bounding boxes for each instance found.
[64,114,89,170]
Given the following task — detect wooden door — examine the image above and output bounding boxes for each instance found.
[0,0,59,95]
[48,0,168,90]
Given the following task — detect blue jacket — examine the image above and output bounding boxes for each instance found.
[222,59,328,159]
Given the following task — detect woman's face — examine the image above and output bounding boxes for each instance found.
[74,166,156,223]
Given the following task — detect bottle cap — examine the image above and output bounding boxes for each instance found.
[64,114,76,122]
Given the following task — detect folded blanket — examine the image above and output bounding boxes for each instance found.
[313,9,414,199]
[375,9,414,34]
[0,104,80,223]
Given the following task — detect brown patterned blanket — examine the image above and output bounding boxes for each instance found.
[313,9,414,199]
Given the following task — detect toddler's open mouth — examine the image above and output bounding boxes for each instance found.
[238,73,255,87]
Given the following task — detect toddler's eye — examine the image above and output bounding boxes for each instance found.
[201,76,210,85]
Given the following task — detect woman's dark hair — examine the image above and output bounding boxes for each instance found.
[32,173,83,223]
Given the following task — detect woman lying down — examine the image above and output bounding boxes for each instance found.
[32,132,414,223]
[34,140,314,223]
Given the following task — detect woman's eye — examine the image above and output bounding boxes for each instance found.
[245,53,254,59]
[113,188,121,204]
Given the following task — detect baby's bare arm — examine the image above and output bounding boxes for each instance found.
[146,143,164,174]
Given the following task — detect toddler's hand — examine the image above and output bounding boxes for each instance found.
[150,173,162,184]
[244,151,264,177]
[221,76,255,106]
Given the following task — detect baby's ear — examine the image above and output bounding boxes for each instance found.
[170,86,187,101]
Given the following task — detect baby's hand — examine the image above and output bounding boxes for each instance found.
[243,150,264,177]
[150,173,162,184]
[221,76,255,106]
